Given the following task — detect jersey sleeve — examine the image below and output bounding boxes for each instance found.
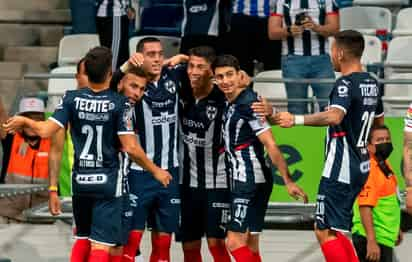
[405,104,412,132]
[243,105,271,136]
[49,92,71,128]
[326,0,339,15]
[271,0,284,16]
[117,98,135,135]
[170,63,188,90]
[329,78,352,115]
[357,169,378,207]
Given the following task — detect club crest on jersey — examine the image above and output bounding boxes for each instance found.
[206,105,217,120]
[164,80,176,94]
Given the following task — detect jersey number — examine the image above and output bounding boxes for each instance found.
[80,124,103,161]
[357,111,375,147]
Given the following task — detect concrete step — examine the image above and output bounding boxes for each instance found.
[4,46,57,64]
[0,9,71,24]
[0,0,69,11]
[0,62,49,79]
[0,24,63,46]
[0,79,48,113]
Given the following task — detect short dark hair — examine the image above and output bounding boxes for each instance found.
[136,37,161,52]
[76,57,86,74]
[368,125,390,143]
[126,66,148,79]
[188,46,216,65]
[334,30,365,58]
[84,46,112,84]
[212,54,240,72]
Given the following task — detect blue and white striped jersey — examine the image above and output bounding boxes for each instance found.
[50,88,135,198]
[179,85,228,189]
[181,0,221,37]
[131,65,186,172]
[232,0,273,17]
[323,72,384,185]
[222,87,272,184]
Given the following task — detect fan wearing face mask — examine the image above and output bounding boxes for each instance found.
[352,125,402,262]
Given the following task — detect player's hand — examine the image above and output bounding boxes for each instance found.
[153,168,172,187]
[285,182,308,203]
[290,25,303,36]
[274,112,295,128]
[366,239,380,261]
[127,7,136,20]
[3,116,26,134]
[406,187,412,215]
[163,54,189,67]
[48,192,61,216]
[128,52,145,67]
[251,97,274,120]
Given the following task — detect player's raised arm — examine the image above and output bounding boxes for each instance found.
[119,134,172,187]
[3,116,62,138]
[272,107,345,127]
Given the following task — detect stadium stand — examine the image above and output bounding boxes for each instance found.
[340,6,392,35]
[361,35,383,65]
[385,36,412,68]
[353,0,409,7]
[57,34,100,67]
[129,35,181,58]
[392,8,412,37]
[46,66,77,112]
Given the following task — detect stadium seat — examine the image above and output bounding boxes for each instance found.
[46,66,77,112]
[57,34,100,67]
[361,35,382,65]
[392,8,412,37]
[383,73,412,116]
[253,70,288,110]
[385,36,412,68]
[129,35,181,58]
[138,4,183,36]
[340,6,392,35]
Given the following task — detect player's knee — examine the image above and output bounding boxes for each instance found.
[183,240,202,251]
[110,245,123,256]
[90,242,111,252]
[206,238,225,248]
[226,233,246,251]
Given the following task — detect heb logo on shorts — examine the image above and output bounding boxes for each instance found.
[75,174,108,184]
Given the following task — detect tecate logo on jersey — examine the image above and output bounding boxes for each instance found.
[151,114,177,125]
[74,97,114,113]
[189,3,208,13]
[360,83,379,97]
[76,174,107,184]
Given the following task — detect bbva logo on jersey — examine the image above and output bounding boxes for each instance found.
[206,105,217,120]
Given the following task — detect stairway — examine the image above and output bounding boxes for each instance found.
[0,0,71,113]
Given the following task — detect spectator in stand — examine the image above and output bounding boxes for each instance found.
[352,126,402,262]
[268,0,339,114]
[0,97,50,222]
[180,0,231,55]
[226,0,282,76]
[70,0,97,34]
[96,0,135,70]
